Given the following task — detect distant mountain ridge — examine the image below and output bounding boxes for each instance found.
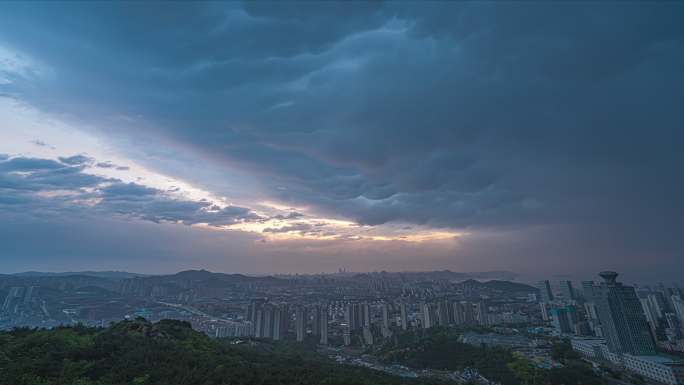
[459,279,537,293]
[340,269,519,281]
[11,271,147,280]
[118,269,283,297]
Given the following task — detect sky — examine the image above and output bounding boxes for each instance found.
[0,2,682,282]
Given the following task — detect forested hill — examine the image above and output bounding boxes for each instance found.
[0,319,436,385]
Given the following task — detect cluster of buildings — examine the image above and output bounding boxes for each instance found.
[546,272,684,385]
[238,295,528,348]
[244,301,330,344]
[419,300,490,329]
[11,269,684,383]
[2,286,34,316]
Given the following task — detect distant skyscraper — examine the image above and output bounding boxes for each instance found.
[272,306,283,340]
[400,303,408,330]
[246,300,264,323]
[582,281,597,301]
[474,301,489,326]
[421,302,434,329]
[594,271,656,355]
[295,306,307,342]
[345,303,361,330]
[319,306,328,345]
[460,301,476,325]
[361,303,371,328]
[362,326,374,345]
[23,286,34,305]
[647,292,668,319]
[453,302,464,325]
[639,297,660,333]
[537,280,554,303]
[551,305,579,334]
[254,309,264,338]
[312,305,321,336]
[437,300,451,327]
[560,280,575,301]
[381,303,390,330]
[262,306,273,339]
[672,295,684,325]
[540,303,550,321]
[551,307,574,334]
[664,313,682,340]
[2,287,25,314]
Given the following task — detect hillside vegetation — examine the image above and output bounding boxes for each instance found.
[0,319,436,385]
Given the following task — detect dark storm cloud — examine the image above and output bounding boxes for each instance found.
[0,155,261,227]
[0,2,683,273]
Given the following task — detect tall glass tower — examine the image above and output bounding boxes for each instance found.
[594,271,656,355]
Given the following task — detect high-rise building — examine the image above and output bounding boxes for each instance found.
[362,326,374,346]
[2,287,25,314]
[23,286,34,305]
[312,305,321,336]
[540,303,550,321]
[551,305,579,335]
[647,292,668,319]
[361,303,371,328]
[400,303,408,330]
[437,300,451,327]
[381,303,390,330]
[640,297,660,334]
[594,271,656,355]
[319,306,328,345]
[256,304,289,341]
[345,302,366,331]
[672,295,684,325]
[262,306,273,339]
[454,301,475,325]
[560,280,575,301]
[474,301,489,326]
[582,280,597,302]
[537,280,554,303]
[295,306,307,342]
[421,302,434,329]
[551,307,573,334]
[664,313,682,340]
[453,302,464,325]
[272,306,283,341]
[246,299,265,323]
[254,309,264,338]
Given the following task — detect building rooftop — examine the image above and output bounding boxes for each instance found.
[627,354,684,365]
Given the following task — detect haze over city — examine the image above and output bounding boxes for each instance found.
[1,2,682,283]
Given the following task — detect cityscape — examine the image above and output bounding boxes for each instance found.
[1,1,683,385]
[2,269,683,384]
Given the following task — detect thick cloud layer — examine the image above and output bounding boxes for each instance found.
[0,155,260,227]
[0,2,682,278]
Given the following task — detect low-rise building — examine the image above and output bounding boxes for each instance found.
[570,337,605,360]
[622,354,684,385]
[572,337,684,384]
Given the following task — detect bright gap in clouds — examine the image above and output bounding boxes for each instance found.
[0,97,465,244]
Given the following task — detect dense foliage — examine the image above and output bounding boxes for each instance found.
[0,319,436,385]
[549,339,580,362]
[378,330,520,384]
[376,330,602,385]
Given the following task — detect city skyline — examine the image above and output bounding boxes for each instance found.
[1,2,683,282]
